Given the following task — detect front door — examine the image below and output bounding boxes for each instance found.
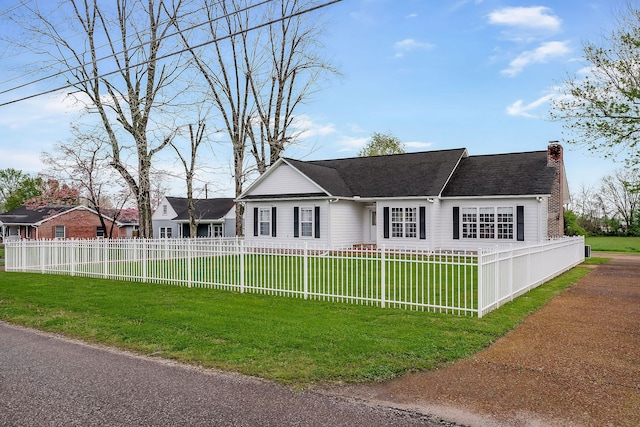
[368,209,377,243]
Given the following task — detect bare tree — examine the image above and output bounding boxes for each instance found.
[170,121,209,238]
[41,126,134,239]
[174,0,338,235]
[246,0,339,174]
[173,0,253,236]
[9,0,191,237]
[599,168,640,231]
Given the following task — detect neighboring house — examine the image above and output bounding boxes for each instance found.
[237,143,570,250]
[152,196,236,238]
[0,205,139,241]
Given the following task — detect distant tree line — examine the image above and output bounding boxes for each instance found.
[564,168,640,237]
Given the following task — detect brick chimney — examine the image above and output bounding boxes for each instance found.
[547,142,564,238]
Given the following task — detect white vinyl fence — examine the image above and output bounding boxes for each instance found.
[4,236,585,317]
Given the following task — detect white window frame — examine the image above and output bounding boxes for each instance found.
[462,208,477,239]
[159,227,172,238]
[259,208,271,236]
[497,207,514,239]
[391,207,417,239]
[461,207,514,240]
[300,207,314,237]
[96,226,106,238]
[210,224,223,237]
[54,225,65,239]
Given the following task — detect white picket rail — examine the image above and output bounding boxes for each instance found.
[4,236,585,317]
[477,237,585,316]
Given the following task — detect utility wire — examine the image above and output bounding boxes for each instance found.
[0,0,34,18]
[0,0,342,108]
[0,0,269,94]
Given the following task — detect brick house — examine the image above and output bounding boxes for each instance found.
[0,205,139,241]
[238,143,570,250]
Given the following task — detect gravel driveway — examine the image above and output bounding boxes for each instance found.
[324,253,640,427]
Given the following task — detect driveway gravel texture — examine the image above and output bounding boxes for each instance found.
[324,253,640,427]
[1,253,639,426]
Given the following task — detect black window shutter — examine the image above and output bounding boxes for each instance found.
[453,207,460,240]
[517,205,525,241]
[314,206,320,238]
[253,207,259,237]
[271,207,277,237]
[383,207,390,239]
[419,206,426,240]
[293,207,299,238]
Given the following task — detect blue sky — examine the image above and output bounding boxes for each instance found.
[0,0,628,198]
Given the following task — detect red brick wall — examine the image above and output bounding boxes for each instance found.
[547,143,565,238]
[37,209,126,239]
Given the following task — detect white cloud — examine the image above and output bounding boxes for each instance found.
[290,114,337,140]
[488,6,562,32]
[0,91,84,130]
[501,41,571,77]
[337,135,369,152]
[506,94,554,118]
[394,38,434,58]
[405,141,432,150]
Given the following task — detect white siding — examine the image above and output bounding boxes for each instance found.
[375,200,432,250]
[437,198,546,251]
[328,201,367,246]
[151,197,178,220]
[244,200,329,246]
[247,164,323,196]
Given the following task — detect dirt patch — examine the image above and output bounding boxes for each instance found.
[323,254,640,427]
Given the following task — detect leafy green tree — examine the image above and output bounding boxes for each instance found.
[0,168,29,212]
[4,176,42,211]
[551,5,640,166]
[563,209,587,236]
[358,132,406,157]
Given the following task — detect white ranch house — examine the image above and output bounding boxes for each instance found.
[238,143,569,250]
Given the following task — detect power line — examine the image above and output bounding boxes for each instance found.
[0,0,342,108]
[0,0,35,18]
[0,0,268,94]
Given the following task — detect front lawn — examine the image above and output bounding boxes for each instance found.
[585,236,640,253]
[0,266,593,387]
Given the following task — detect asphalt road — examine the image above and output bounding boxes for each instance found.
[0,322,448,427]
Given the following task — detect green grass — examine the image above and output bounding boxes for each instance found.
[0,266,591,387]
[24,251,479,312]
[585,236,640,253]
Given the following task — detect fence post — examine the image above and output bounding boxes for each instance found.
[103,239,108,279]
[40,240,46,274]
[141,239,148,283]
[508,246,514,302]
[21,240,26,272]
[477,248,483,318]
[303,242,309,300]
[187,239,193,288]
[380,245,386,308]
[239,239,245,293]
[69,240,76,277]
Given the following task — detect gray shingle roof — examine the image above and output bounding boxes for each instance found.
[284,148,467,197]
[441,150,557,197]
[165,197,235,221]
[0,205,76,225]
